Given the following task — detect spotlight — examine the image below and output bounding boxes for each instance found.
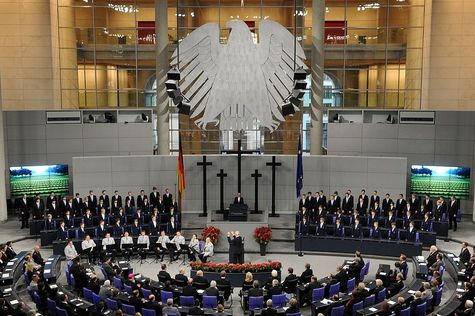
[141,113,149,122]
[88,114,95,123]
[294,80,307,90]
[177,102,191,115]
[293,68,308,80]
[167,68,181,81]
[165,80,178,90]
[282,102,296,116]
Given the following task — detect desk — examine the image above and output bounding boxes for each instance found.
[178,306,233,315]
[295,236,422,257]
[432,221,449,238]
[412,256,428,279]
[311,295,351,316]
[43,255,61,284]
[228,204,248,221]
[30,219,44,235]
[0,251,27,286]
[40,230,57,246]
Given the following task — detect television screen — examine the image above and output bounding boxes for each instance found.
[410,165,471,199]
[9,165,69,198]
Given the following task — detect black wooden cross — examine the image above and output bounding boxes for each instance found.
[216,169,228,212]
[266,156,282,217]
[251,169,263,214]
[221,139,260,193]
[197,156,213,217]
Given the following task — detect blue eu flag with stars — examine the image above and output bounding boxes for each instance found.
[296,134,303,198]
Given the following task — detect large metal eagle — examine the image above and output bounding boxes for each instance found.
[171,19,307,131]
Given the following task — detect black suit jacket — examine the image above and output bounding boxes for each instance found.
[149,192,160,207]
[448,200,459,216]
[175,273,188,284]
[358,195,369,211]
[300,268,313,283]
[460,248,471,264]
[233,197,244,204]
[316,223,326,236]
[261,307,278,316]
[142,301,162,315]
[205,287,219,297]
[370,195,380,210]
[158,271,172,283]
[182,285,198,298]
[342,196,354,213]
[351,224,362,238]
[248,287,264,297]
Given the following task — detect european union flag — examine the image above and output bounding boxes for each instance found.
[296,134,303,198]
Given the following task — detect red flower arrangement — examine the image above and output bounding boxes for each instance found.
[190,261,282,273]
[202,226,221,244]
[253,226,272,244]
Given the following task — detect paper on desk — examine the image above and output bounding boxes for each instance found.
[447,253,454,258]
[419,263,427,266]
[365,287,370,291]
[50,284,58,289]
[408,290,415,294]
[2,273,9,278]
[379,272,386,275]
[10,300,18,305]
[76,303,84,306]
[388,300,396,305]
[3,288,12,293]
[369,307,378,312]
[456,289,465,293]
[197,289,204,294]
[44,269,51,274]
[119,261,126,264]
[4,269,11,273]
[321,299,332,304]
[6,262,14,266]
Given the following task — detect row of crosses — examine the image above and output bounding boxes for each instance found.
[196,139,282,217]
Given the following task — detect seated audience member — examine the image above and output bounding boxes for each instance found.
[102,257,119,279]
[58,294,75,315]
[28,274,40,292]
[267,279,283,299]
[329,266,349,292]
[300,263,313,283]
[427,245,439,268]
[429,253,444,275]
[156,230,170,262]
[162,298,180,316]
[188,299,205,315]
[393,296,407,316]
[175,267,188,284]
[460,242,472,265]
[266,270,279,289]
[379,301,392,316]
[323,294,343,315]
[420,282,433,302]
[387,273,404,296]
[216,270,232,301]
[344,289,363,316]
[64,239,78,261]
[99,279,118,300]
[282,267,299,293]
[32,245,45,266]
[128,289,143,311]
[455,299,474,316]
[158,263,172,283]
[286,298,300,315]
[243,272,254,290]
[409,291,424,315]
[304,276,323,304]
[355,282,369,300]
[205,280,220,298]
[370,279,385,298]
[248,280,264,297]
[87,273,100,294]
[183,278,198,298]
[194,270,209,288]
[262,299,278,316]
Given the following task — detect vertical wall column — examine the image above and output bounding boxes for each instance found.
[156,0,170,155]
[310,0,325,155]
[0,75,7,222]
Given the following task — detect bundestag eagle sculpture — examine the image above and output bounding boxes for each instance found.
[168,19,308,131]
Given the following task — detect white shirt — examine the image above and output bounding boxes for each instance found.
[157,235,170,248]
[82,239,96,250]
[102,237,115,250]
[137,235,150,248]
[171,235,185,250]
[204,242,214,257]
[189,239,199,252]
[120,236,133,248]
[64,245,78,260]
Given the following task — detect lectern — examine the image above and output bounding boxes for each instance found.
[228,204,248,222]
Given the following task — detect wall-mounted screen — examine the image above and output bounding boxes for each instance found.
[411,165,471,199]
[9,165,69,198]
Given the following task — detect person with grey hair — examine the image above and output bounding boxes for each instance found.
[421,282,433,301]
[99,279,118,300]
[267,279,283,299]
[409,291,424,314]
[266,269,280,289]
[162,298,179,315]
[248,280,264,297]
[262,299,278,316]
[456,300,474,316]
[205,280,219,298]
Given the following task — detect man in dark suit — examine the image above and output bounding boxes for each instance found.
[44,214,56,231]
[31,197,45,220]
[448,195,459,231]
[63,211,74,228]
[128,289,143,311]
[233,192,244,204]
[370,190,380,210]
[137,190,146,209]
[333,191,341,210]
[358,189,369,211]
[300,263,313,283]
[261,299,278,316]
[18,194,30,229]
[72,193,83,214]
[351,219,362,238]
[46,192,57,208]
[434,196,447,221]
[282,267,299,293]
[305,192,314,211]
[205,281,220,298]
[248,280,264,297]
[460,242,471,265]
[342,190,354,214]
[304,276,323,303]
[327,194,338,213]
[315,217,326,236]
[111,190,122,208]
[382,193,393,215]
[296,218,308,235]
[330,266,349,292]
[56,221,68,240]
[149,187,160,208]
[422,194,433,215]
[370,222,381,239]
[142,294,162,315]
[395,194,406,218]
[267,279,283,299]
[334,219,344,237]
[409,193,420,213]
[387,273,404,296]
[183,278,199,298]
[96,220,107,238]
[100,190,109,209]
[388,222,399,241]
[227,231,243,264]
[158,264,172,283]
[163,188,173,211]
[299,193,307,211]
[32,245,45,266]
[317,190,327,209]
[420,211,431,231]
[149,216,159,235]
[409,291,424,315]
[57,294,75,315]
[215,271,232,301]
[406,221,417,242]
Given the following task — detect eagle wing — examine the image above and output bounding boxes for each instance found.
[171,23,222,124]
[257,20,307,123]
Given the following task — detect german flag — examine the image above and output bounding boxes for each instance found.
[177,133,186,201]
